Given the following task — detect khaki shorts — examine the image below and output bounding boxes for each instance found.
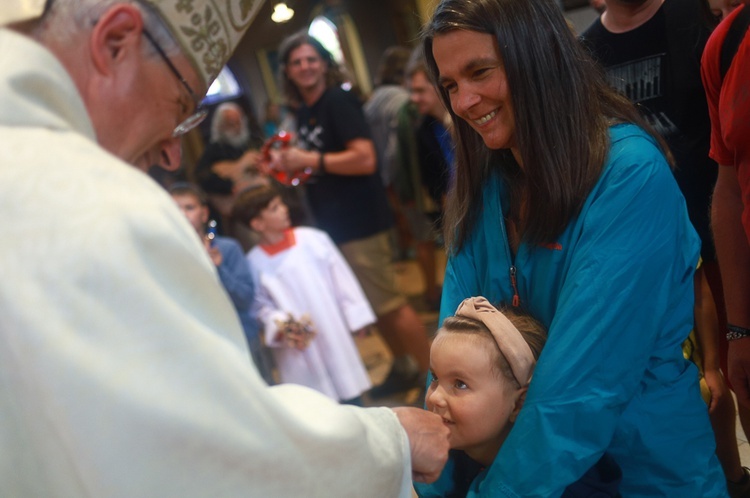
[338,231,407,317]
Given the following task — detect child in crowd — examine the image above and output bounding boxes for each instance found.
[416,296,622,497]
[168,182,274,384]
[232,184,373,405]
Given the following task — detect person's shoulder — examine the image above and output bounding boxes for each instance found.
[326,86,362,106]
[608,123,663,159]
[214,235,244,254]
[663,0,703,18]
[705,5,746,62]
[364,85,409,113]
[247,244,265,262]
[579,16,605,42]
[294,227,339,255]
[294,226,330,243]
[604,124,673,186]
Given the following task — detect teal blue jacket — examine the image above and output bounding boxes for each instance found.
[417,125,726,497]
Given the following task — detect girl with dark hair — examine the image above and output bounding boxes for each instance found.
[418,0,726,495]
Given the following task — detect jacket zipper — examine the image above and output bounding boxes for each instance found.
[509,265,520,307]
[499,204,521,308]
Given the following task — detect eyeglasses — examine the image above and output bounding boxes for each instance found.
[141,29,208,137]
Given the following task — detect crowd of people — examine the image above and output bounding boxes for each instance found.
[3,0,750,495]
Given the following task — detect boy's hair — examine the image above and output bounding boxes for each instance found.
[440,305,547,387]
[232,184,280,227]
[168,182,207,205]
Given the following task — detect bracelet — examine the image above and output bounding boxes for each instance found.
[318,152,325,173]
[727,324,750,341]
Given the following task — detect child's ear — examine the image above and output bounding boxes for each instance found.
[509,386,528,423]
[250,217,263,233]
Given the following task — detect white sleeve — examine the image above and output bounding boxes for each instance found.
[1,153,411,498]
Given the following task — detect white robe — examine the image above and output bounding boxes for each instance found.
[248,227,374,401]
[0,28,411,497]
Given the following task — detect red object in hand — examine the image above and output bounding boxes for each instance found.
[260,131,313,186]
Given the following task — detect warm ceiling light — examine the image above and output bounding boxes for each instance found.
[271,3,294,23]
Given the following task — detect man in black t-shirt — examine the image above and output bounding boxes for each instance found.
[273,31,432,398]
[582,2,750,494]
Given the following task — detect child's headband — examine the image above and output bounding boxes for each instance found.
[454,296,536,386]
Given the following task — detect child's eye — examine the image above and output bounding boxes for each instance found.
[429,372,438,383]
[454,380,468,390]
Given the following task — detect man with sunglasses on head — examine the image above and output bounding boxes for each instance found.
[0,1,449,496]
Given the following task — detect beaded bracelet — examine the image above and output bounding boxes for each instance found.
[727,324,750,341]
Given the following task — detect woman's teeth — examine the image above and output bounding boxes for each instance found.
[475,110,497,125]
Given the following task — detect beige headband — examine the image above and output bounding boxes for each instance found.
[454,296,536,386]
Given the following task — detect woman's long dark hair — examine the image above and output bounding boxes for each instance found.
[422,0,664,251]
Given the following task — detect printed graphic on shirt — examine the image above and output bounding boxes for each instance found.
[604,54,678,139]
[298,122,323,151]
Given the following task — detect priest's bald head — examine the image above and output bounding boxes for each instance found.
[7,0,261,171]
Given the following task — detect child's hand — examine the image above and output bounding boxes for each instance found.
[274,314,316,350]
[353,326,372,339]
[204,238,223,266]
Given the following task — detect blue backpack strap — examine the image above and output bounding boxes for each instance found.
[720,5,750,81]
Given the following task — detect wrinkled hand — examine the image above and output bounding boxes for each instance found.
[392,407,450,484]
[729,338,750,409]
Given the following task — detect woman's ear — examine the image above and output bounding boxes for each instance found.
[508,386,528,423]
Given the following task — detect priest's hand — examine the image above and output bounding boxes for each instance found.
[391,407,450,483]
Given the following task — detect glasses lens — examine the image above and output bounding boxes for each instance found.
[173,107,209,137]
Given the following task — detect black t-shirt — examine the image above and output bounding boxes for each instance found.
[296,87,393,245]
[581,0,718,259]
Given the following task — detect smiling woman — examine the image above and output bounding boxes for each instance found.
[415,0,729,496]
[432,30,515,157]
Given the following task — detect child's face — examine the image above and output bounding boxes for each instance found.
[172,194,208,235]
[254,196,290,235]
[426,331,525,466]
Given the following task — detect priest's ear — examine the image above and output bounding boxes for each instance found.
[89,3,145,77]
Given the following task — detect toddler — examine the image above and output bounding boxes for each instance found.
[417,296,621,497]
